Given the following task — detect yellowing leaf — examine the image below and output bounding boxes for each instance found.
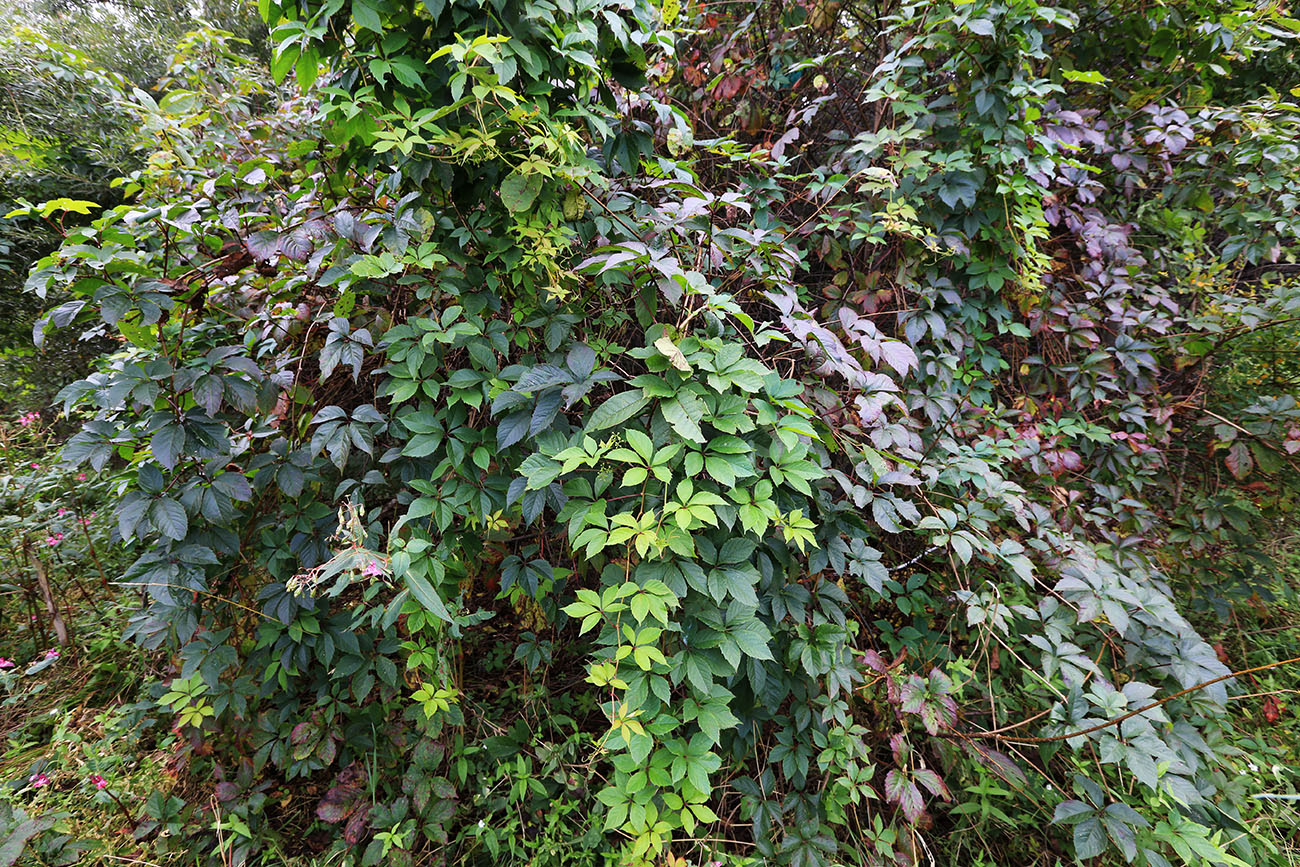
[1062,69,1110,84]
[38,197,100,217]
[654,335,691,372]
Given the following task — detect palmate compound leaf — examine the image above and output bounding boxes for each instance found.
[32,0,1300,861]
[316,764,366,824]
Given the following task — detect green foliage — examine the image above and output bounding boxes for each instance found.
[0,0,267,410]
[3,0,1300,864]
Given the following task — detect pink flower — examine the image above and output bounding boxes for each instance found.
[28,772,50,788]
[46,533,63,546]
[90,774,108,789]
[0,658,13,669]
[57,507,67,517]
[18,411,40,427]
[361,559,384,577]
[76,473,87,481]
[29,463,40,470]
[44,649,59,660]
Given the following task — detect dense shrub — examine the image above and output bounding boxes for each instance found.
[4,0,1300,864]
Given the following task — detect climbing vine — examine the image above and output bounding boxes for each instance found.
[13,0,1300,864]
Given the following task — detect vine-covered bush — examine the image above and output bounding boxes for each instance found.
[11,0,1300,864]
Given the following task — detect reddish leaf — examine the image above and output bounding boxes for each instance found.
[245,230,280,262]
[860,650,888,674]
[963,743,1027,788]
[1225,440,1253,479]
[919,702,943,735]
[316,762,366,824]
[343,804,371,845]
[884,769,925,823]
[913,768,950,800]
[315,736,338,765]
[900,676,926,714]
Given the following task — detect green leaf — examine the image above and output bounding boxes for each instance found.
[152,423,186,470]
[351,0,384,32]
[406,569,453,623]
[0,815,61,866]
[626,429,653,461]
[654,334,691,372]
[151,497,188,541]
[500,173,543,212]
[694,700,738,744]
[520,453,562,490]
[589,390,648,431]
[730,620,773,661]
[270,42,300,84]
[1062,68,1109,84]
[296,46,321,90]
[661,394,704,442]
[1073,816,1108,859]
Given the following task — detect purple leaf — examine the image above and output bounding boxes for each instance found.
[913,768,950,800]
[1225,441,1252,479]
[964,744,1028,787]
[884,769,926,823]
[343,804,371,845]
[878,340,918,376]
[245,230,280,262]
[900,676,926,714]
[861,650,888,673]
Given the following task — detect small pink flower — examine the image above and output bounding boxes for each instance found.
[90,774,108,789]
[29,772,50,788]
[76,473,87,481]
[44,649,59,660]
[46,533,63,546]
[30,463,40,470]
[361,559,384,577]
[18,411,40,427]
[0,658,13,669]
[57,507,67,517]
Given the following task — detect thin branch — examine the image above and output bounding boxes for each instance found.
[946,655,1300,745]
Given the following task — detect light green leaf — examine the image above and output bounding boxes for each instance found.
[661,395,704,442]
